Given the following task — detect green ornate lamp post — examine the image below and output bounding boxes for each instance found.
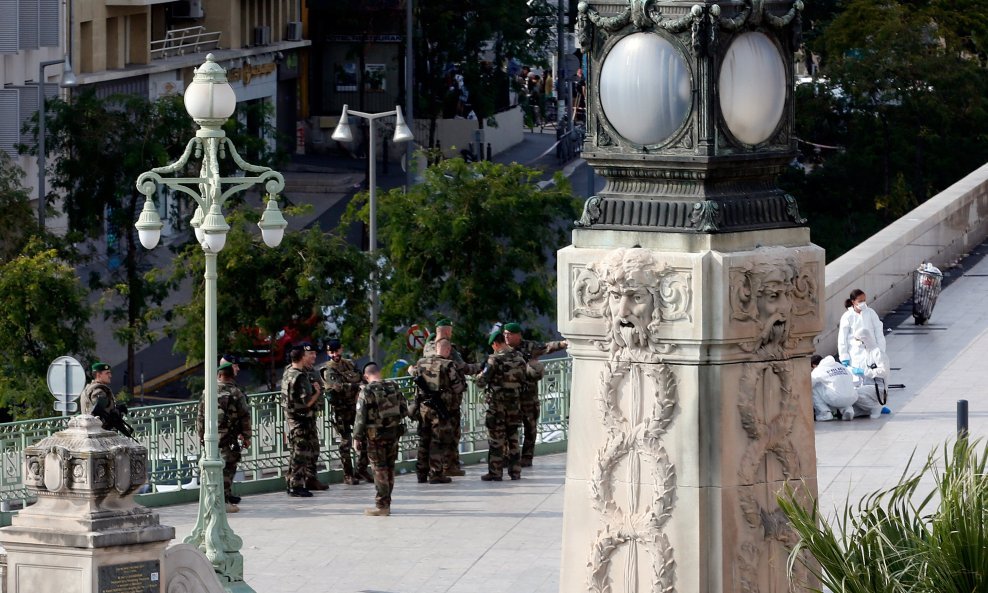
[134,54,288,592]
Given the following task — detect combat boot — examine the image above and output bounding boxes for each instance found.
[417,475,428,483]
[225,503,240,513]
[520,458,533,468]
[509,473,521,480]
[287,487,313,498]
[480,473,503,482]
[227,495,242,504]
[429,476,452,484]
[446,467,466,476]
[364,507,391,516]
[343,475,360,486]
[306,477,329,491]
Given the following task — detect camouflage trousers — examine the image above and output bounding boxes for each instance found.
[416,406,455,479]
[286,416,318,489]
[520,388,540,463]
[220,444,242,501]
[485,409,521,478]
[366,435,399,509]
[333,417,369,479]
[444,406,462,472]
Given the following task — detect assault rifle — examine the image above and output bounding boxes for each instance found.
[92,400,136,439]
[412,375,451,421]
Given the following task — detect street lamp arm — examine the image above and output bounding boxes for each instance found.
[348,108,398,120]
[222,138,285,195]
[219,171,285,203]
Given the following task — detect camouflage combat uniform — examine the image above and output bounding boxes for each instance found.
[196,380,252,502]
[79,381,115,420]
[410,355,460,481]
[513,339,565,465]
[421,339,479,472]
[282,365,319,490]
[354,380,408,510]
[476,347,541,479]
[320,357,369,481]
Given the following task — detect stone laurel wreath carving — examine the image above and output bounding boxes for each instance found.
[588,361,678,593]
[784,194,807,224]
[576,1,705,51]
[573,248,692,363]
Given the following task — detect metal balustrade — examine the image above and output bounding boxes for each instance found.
[150,27,222,61]
[0,358,571,506]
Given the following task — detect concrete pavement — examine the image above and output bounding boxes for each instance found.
[155,241,988,593]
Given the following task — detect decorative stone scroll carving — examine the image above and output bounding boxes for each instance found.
[573,248,692,363]
[728,250,817,357]
[589,361,678,593]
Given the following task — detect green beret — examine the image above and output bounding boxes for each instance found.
[91,362,110,373]
[503,322,523,334]
[488,331,502,346]
[436,318,453,328]
[218,361,234,372]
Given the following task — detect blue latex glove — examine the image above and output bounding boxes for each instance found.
[841,359,851,367]
[851,367,865,376]
[881,406,892,415]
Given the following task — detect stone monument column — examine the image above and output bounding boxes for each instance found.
[557,1,822,592]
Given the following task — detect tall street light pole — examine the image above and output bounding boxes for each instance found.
[37,57,77,230]
[331,105,413,362]
[134,54,288,593]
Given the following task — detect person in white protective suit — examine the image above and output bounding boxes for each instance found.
[847,326,890,419]
[811,354,858,422]
[837,289,886,365]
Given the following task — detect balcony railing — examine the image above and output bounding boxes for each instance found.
[0,357,572,506]
[150,26,222,60]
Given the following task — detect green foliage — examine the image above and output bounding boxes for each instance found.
[345,158,579,360]
[0,152,38,263]
[780,438,988,593]
[0,240,93,419]
[789,0,988,260]
[170,208,372,379]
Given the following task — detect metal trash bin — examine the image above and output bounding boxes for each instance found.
[912,263,943,325]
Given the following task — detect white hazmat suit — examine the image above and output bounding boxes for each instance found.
[838,302,886,364]
[848,327,890,419]
[811,355,857,421]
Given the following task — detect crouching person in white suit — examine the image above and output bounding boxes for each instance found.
[848,327,890,419]
[811,355,858,421]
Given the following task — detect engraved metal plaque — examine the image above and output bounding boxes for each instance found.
[98,560,160,593]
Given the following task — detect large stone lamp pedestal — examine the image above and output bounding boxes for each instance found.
[0,416,174,593]
[557,229,823,593]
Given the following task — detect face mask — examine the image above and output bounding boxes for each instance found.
[856,301,868,310]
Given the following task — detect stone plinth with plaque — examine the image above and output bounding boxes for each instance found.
[0,415,174,593]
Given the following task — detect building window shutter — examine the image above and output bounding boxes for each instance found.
[18,0,39,50]
[0,89,20,156]
[39,0,58,47]
[0,0,18,53]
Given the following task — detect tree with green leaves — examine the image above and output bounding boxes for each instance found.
[0,238,94,419]
[345,157,579,361]
[170,208,373,388]
[787,0,988,260]
[0,152,38,263]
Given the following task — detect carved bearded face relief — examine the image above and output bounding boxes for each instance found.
[730,253,816,356]
[576,248,692,361]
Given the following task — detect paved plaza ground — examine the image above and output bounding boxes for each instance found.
[157,246,988,593]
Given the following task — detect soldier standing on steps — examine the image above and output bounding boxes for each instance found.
[320,339,371,485]
[503,322,568,468]
[354,362,408,516]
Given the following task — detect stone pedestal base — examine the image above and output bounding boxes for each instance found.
[557,229,823,593]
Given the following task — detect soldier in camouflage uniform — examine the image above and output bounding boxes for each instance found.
[476,332,543,481]
[302,353,329,491]
[281,343,322,497]
[354,362,408,516]
[503,322,568,467]
[409,339,461,484]
[320,339,370,485]
[79,361,116,421]
[196,362,252,513]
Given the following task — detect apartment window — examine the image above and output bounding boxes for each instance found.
[0,89,18,155]
[0,0,17,53]
[19,0,39,49]
[39,0,59,47]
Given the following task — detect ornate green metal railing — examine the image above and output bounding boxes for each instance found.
[0,358,571,505]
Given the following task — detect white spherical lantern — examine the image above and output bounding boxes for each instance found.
[718,32,787,145]
[599,33,692,146]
